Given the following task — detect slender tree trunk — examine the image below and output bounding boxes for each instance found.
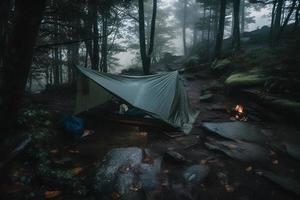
[0,0,46,133]
[183,0,188,56]
[214,4,219,43]
[29,70,33,93]
[101,10,108,72]
[294,0,300,30]
[0,0,11,69]
[84,0,93,68]
[59,47,63,84]
[147,0,157,60]
[208,7,212,60]
[67,46,72,83]
[240,0,245,34]
[193,24,197,47]
[46,64,49,85]
[202,6,206,42]
[277,0,297,39]
[91,0,99,71]
[270,0,277,41]
[49,65,53,85]
[53,48,60,85]
[273,0,284,43]
[138,0,148,74]
[215,0,227,58]
[232,0,241,51]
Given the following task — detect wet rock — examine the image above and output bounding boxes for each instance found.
[113,171,136,195]
[202,122,267,144]
[138,157,162,191]
[205,140,269,162]
[95,147,142,194]
[169,183,193,200]
[283,142,300,161]
[199,94,214,102]
[165,151,189,163]
[285,143,300,161]
[183,165,209,184]
[256,170,300,197]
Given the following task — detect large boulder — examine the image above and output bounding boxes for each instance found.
[225,72,268,88]
[182,165,209,184]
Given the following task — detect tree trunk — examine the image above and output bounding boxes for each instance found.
[277,0,297,39]
[0,0,11,69]
[294,0,300,30]
[183,0,188,56]
[138,0,149,75]
[67,46,72,83]
[213,3,219,43]
[270,0,277,42]
[232,0,241,51]
[214,0,227,58]
[101,10,108,73]
[91,0,99,71]
[147,0,157,60]
[207,7,212,61]
[53,48,60,85]
[0,0,46,133]
[240,0,245,34]
[84,0,93,68]
[202,6,206,42]
[273,0,284,43]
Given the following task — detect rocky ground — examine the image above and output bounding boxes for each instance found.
[0,66,300,200]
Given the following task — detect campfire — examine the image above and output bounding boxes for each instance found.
[231,104,247,121]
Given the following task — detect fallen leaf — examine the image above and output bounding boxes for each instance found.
[45,191,61,199]
[72,167,83,176]
[81,130,94,138]
[68,150,80,154]
[142,156,153,164]
[225,184,235,192]
[200,159,208,165]
[272,160,279,165]
[139,132,148,137]
[111,192,121,200]
[227,144,237,150]
[50,149,59,154]
[245,166,253,172]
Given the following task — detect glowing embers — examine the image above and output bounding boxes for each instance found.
[231,104,248,121]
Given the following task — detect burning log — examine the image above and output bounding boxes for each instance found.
[231,104,248,121]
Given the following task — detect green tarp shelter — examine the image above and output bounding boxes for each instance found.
[75,66,199,133]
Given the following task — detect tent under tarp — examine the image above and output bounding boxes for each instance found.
[75,66,199,133]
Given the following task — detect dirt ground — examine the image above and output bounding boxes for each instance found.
[1,68,300,200]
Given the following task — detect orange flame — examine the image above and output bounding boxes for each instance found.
[234,105,244,114]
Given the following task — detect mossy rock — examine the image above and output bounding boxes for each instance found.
[225,72,269,87]
[211,59,231,72]
[263,97,300,116]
